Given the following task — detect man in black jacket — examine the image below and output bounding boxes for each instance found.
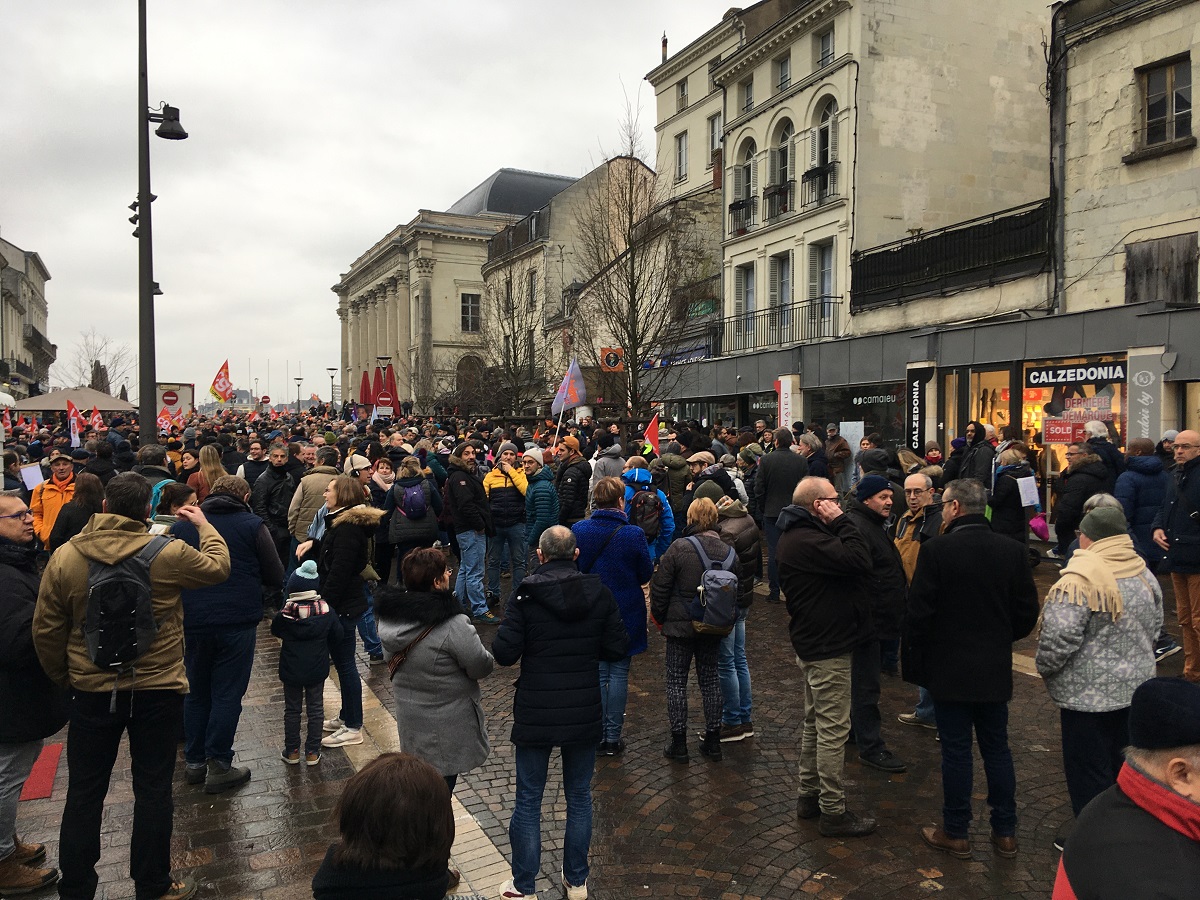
[250,444,301,577]
[755,428,809,604]
[1153,429,1200,682]
[447,443,497,625]
[843,476,908,774]
[777,477,877,838]
[0,492,66,895]
[904,478,1038,858]
[553,435,591,526]
[493,526,627,900]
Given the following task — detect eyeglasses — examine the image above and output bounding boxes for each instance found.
[0,509,33,521]
[1175,444,1196,451]
[903,488,931,496]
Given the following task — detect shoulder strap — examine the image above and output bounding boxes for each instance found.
[387,623,437,678]
[581,523,623,574]
[685,534,715,569]
[718,542,737,569]
[136,534,173,566]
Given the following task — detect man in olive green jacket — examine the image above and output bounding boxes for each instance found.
[33,472,229,900]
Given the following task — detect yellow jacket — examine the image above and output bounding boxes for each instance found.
[31,475,75,544]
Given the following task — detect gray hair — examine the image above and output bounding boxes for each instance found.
[1083,492,1121,515]
[942,478,987,514]
[798,432,822,452]
[316,446,340,467]
[1083,420,1108,439]
[538,525,577,561]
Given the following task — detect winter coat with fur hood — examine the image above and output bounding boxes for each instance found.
[315,504,386,618]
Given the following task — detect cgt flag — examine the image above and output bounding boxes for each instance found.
[551,358,586,416]
[157,407,172,432]
[643,412,660,456]
[209,360,235,403]
[90,406,104,430]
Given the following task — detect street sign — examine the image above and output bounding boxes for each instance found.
[261,395,270,404]
[161,390,178,406]
[376,391,393,406]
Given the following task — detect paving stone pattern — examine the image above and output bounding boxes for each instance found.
[15,559,1183,899]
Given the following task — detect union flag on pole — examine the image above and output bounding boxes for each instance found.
[643,412,660,456]
[90,406,104,430]
[551,358,586,416]
[157,407,172,432]
[1,409,10,433]
[209,360,234,403]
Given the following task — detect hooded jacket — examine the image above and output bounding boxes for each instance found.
[316,504,386,617]
[483,463,528,529]
[959,422,996,484]
[287,465,340,542]
[385,475,441,544]
[1055,452,1114,541]
[375,587,494,775]
[1087,435,1126,482]
[844,498,907,639]
[446,453,493,535]
[589,443,625,492]
[1152,454,1200,573]
[30,473,75,544]
[524,464,560,550]
[172,493,283,633]
[554,453,592,525]
[650,530,738,639]
[1115,455,1172,566]
[572,509,654,655]
[776,505,873,661]
[33,513,231,693]
[754,447,809,520]
[270,602,343,686]
[492,559,627,746]
[989,461,1035,541]
[714,500,762,605]
[657,451,691,516]
[0,539,69,743]
[620,467,675,560]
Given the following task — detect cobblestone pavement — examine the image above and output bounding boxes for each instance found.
[15,556,1184,899]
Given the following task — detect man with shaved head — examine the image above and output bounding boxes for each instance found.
[1153,430,1200,682]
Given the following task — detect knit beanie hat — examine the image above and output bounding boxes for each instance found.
[522,447,543,465]
[855,474,892,502]
[286,560,320,599]
[1128,677,1200,749]
[497,441,520,458]
[1079,506,1128,541]
[694,480,725,503]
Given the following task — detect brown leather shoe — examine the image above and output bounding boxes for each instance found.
[920,825,972,858]
[10,833,46,866]
[446,868,461,892]
[0,853,59,895]
[991,833,1018,858]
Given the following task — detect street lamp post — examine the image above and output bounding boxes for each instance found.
[327,367,337,410]
[294,377,303,416]
[136,0,188,434]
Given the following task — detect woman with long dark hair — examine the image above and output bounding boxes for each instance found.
[47,472,104,551]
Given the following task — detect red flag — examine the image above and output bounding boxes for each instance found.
[66,400,84,431]
[248,411,259,423]
[157,407,172,432]
[644,412,660,456]
[359,371,373,406]
[90,406,104,430]
[371,367,384,406]
[1,409,10,432]
[209,360,235,403]
[385,364,398,411]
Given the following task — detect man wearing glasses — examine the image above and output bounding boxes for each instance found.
[0,494,67,894]
[1153,430,1200,682]
[893,474,943,731]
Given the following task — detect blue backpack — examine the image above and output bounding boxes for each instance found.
[684,536,739,636]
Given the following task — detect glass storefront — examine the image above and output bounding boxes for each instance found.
[1185,383,1200,433]
[1023,353,1127,478]
[806,383,906,447]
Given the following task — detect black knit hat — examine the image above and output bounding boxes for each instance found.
[1128,677,1200,749]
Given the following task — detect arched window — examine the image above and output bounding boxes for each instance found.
[730,140,758,233]
[767,120,795,220]
[818,100,839,167]
[456,355,484,394]
[803,99,840,206]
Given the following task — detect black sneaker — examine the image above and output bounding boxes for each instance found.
[796,794,821,820]
[859,749,908,773]
[819,809,877,837]
[183,764,206,785]
[599,740,625,757]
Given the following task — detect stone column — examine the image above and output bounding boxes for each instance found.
[347,298,360,391]
[363,292,377,375]
[392,269,411,401]
[355,297,369,384]
[337,295,350,403]
[413,256,436,408]
[382,278,397,366]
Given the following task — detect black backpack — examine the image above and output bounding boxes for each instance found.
[83,535,172,675]
[627,486,664,540]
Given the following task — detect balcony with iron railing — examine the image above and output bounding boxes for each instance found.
[23,323,56,361]
[800,161,839,209]
[718,295,842,355]
[728,197,757,236]
[764,181,795,221]
[850,198,1050,310]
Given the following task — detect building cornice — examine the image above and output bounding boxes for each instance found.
[645,20,740,86]
[723,53,853,132]
[713,0,847,86]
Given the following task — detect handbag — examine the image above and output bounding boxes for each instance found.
[387,623,436,678]
[1029,512,1049,542]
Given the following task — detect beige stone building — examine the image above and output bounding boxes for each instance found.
[0,235,56,400]
[333,169,575,411]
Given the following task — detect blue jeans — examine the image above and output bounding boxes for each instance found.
[718,608,752,725]
[454,529,488,616]
[934,699,1016,839]
[764,516,782,599]
[915,686,936,723]
[330,614,364,729]
[598,657,631,743]
[488,522,527,602]
[183,626,257,767]
[357,585,382,656]
[509,743,596,895]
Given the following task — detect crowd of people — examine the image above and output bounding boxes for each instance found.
[1,407,1198,899]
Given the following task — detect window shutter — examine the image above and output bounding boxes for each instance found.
[734,267,744,317]
[750,156,759,196]
[788,135,796,181]
[828,240,838,299]
[808,245,821,301]
[768,256,780,307]
[808,128,819,170]
[769,147,779,186]
[732,165,743,201]
[829,114,840,161]
[787,250,795,303]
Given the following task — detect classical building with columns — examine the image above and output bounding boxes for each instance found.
[334,168,576,411]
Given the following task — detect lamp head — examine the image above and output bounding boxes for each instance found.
[154,106,188,140]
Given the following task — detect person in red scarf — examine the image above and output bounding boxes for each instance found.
[1053,677,1200,899]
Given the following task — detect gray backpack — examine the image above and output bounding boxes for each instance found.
[83,535,172,674]
[684,536,739,636]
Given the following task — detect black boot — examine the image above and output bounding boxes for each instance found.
[699,729,723,761]
[663,732,689,762]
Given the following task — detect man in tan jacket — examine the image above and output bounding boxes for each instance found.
[33,472,230,900]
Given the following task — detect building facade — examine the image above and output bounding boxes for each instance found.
[0,236,56,400]
[333,169,576,411]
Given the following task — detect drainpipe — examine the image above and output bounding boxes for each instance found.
[1048,2,1071,315]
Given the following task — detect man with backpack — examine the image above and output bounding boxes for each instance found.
[621,460,674,562]
[33,472,231,900]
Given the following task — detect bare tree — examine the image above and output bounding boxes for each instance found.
[52,328,137,398]
[572,109,704,416]
[475,261,550,417]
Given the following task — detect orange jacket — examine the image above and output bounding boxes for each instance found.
[31,475,76,544]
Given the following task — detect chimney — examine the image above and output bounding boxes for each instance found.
[662,32,668,63]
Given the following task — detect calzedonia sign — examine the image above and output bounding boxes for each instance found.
[1024,362,1126,387]
[906,367,936,452]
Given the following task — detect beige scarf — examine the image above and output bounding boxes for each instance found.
[1044,534,1146,621]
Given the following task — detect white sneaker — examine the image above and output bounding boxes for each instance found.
[500,878,537,899]
[562,868,588,899]
[321,716,344,733]
[320,726,363,747]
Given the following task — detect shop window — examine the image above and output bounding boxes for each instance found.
[1125,233,1198,306]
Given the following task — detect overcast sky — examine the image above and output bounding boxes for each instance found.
[1,1,726,406]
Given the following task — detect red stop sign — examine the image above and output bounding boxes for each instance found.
[261,395,270,404]
[377,392,393,406]
[162,390,178,406]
